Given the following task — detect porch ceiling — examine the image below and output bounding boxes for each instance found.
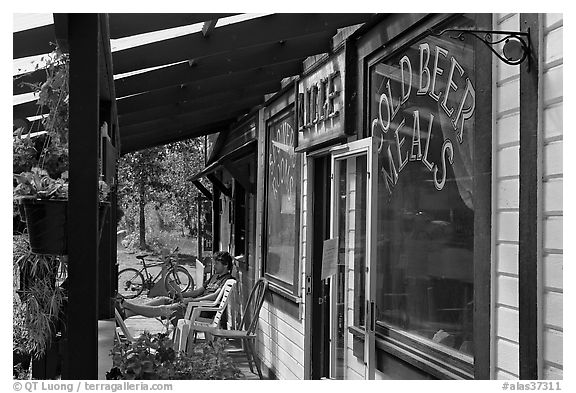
[13,13,376,154]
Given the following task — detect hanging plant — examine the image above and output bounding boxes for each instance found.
[13,235,65,360]
[14,46,112,255]
[14,46,70,178]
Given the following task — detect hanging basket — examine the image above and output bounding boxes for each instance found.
[19,199,110,256]
[20,199,68,255]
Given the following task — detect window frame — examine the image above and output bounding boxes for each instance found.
[359,13,492,379]
[262,100,302,300]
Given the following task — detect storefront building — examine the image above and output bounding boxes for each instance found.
[201,13,563,380]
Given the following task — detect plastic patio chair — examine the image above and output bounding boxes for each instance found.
[114,308,137,343]
[172,278,237,352]
[192,277,268,379]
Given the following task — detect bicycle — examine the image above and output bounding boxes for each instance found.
[117,247,194,299]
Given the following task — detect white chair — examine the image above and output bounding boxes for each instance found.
[194,258,205,290]
[114,309,136,343]
[172,278,236,352]
[193,278,268,379]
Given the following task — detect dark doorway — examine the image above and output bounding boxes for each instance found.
[310,155,331,379]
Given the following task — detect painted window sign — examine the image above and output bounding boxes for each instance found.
[370,31,476,357]
[371,39,475,195]
[266,110,299,286]
[297,51,345,150]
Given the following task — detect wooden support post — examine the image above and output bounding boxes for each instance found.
[64,13,100,380]
[519,13,540,380]
[213,187,221,253]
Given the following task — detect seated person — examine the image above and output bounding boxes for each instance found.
[115,251,234,326]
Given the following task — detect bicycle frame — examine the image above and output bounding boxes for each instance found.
[138,256,178,287]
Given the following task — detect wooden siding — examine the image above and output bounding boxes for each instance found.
[540,13,563,380]
[492,13,521,379]
[492,13,563,380]
[257,300,305,379]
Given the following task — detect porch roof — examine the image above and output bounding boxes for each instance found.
[13,13,377,155]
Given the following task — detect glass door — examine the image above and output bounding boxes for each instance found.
[329,138,377,379]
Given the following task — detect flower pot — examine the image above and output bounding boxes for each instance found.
[20,199,110,255]
[21,199,68,255]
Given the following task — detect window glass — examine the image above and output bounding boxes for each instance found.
[265,110,299,286]
[370,23,476,356]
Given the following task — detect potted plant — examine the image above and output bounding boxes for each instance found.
[14,167,110,255]
[107,332,243,380]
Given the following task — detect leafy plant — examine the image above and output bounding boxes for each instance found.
[13,166,110,201]
[14,234,65,359]
[14,167,68,199]
[107,332,243,380]
[14,47,69,178]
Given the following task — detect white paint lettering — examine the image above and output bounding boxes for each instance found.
[417,43,431,95]
[378,93,391,133]
[429,46,448,102]
[400,55,412,105]
[441,57,464,117]
[386,80,400,121]
[422,113,435,171]
[395,118,409,173]
[452,78,476,143]
[381,144,398,195]
[409,110,422,161]
[433,138,454,190]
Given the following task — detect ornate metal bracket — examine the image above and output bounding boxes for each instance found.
[430,28,531,69]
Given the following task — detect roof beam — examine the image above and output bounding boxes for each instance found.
[116,60,297,115]
[14,69,47,95]
[118,80,277,126]
[207,173,231,198]
[13,14,239,59]
[120,98,261,139]
[192,180,213,200]
[14,100,46,119]
[112,13,373,74]
[13,24,56,59]
[120,121,229,154]
[109,14,237,39]
[114,31,330,98]
[202,19,218,37]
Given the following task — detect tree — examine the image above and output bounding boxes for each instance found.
[117,136,211,251]
[160,138,210,238]
[118,147,167,250]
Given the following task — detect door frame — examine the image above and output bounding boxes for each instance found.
[328,137,377,379]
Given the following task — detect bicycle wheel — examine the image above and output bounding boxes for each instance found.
[164,266,194,294]
[117,268,145,299]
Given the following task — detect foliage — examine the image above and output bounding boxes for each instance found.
[13,167,68,199]
[13,167,110,201]
[13,363,32,380]
[107,332,243,380]
[14,235,66,358]
[117,138,212,250]
[14,47,69,178]
[118,146,167,249]
[159,139,210,238]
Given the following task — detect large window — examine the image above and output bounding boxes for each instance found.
[369,16,479,363]
[264,106,300,296]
